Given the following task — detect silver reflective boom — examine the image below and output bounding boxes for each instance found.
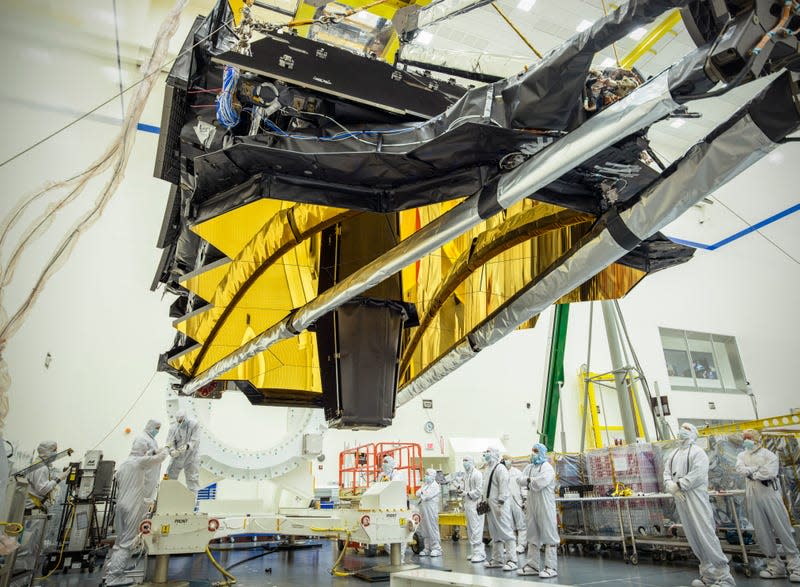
[181,70,678,395]
[397,106,779,405]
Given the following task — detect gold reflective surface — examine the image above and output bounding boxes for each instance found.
[170,198,645,398]
[397,200,645,386]
[169,201,355,395]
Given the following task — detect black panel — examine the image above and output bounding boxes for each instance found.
[396,57,503,84]
[213,34,465,118]
[156,184,181,248]
[151,243,176,292]
[235,380,325,408]
[747,71,800,143]
[317,226,341,423]
[316,215,408,428]
[154,84,188,184]
[617,233,695,273]
[335,302,402,428]
[337,213,401,299]
[153,15,202,183]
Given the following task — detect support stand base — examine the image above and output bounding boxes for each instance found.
[370,563,420,573]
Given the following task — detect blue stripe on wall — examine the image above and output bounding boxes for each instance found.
[667,203,800,251]
[708,203,800,250]
[136,122,160,134]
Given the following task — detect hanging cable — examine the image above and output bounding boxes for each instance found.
[0,0,190,433]
[0,145,120,290]
[710,197,800,265]
[90,371,158,450]
[600,0,621,66]
[0,148,117,258]
[0,16,230,170]
[491,3,542,59]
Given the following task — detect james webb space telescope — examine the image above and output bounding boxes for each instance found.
[151,0,800,429]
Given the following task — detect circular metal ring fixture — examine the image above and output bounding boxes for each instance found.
[166,391,327,482]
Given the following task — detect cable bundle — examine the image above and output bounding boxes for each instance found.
[216,66,241,129]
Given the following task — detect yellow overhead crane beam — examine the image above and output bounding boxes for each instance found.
[697,412,800,437]
[620,9,681,69]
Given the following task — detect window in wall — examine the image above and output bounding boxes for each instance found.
[659,328,748,393]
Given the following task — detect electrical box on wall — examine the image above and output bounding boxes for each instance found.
[303,434,324,455]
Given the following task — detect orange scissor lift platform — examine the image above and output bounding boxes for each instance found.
[337,442,423,555]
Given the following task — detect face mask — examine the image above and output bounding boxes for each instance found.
[463,461,473,472]
[503,459,511,469]
[483,453,492,463]
[425,474,434,483]
[383,463,392,474]
[678,428,692,440]
[743,439,755,451]
[530,453,537,463]
[148,427,160,438]
[533,454,546,465]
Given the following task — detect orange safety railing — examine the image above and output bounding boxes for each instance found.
[375,442,423,496]
[339,443,379,496]
[338,442,423,497]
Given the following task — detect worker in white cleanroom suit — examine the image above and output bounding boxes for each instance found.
[481,447,518,571]
[136,419,162,506]
[516,443,559,578]
[378,455,405,483]
[15,441,68,572]
[417,468,442,557]
[103,437,168,586]
[503,455,528,553]
[165,410,201,492]
[736,428,800,582]
[462,456,486,562]
[664,422,735,587]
